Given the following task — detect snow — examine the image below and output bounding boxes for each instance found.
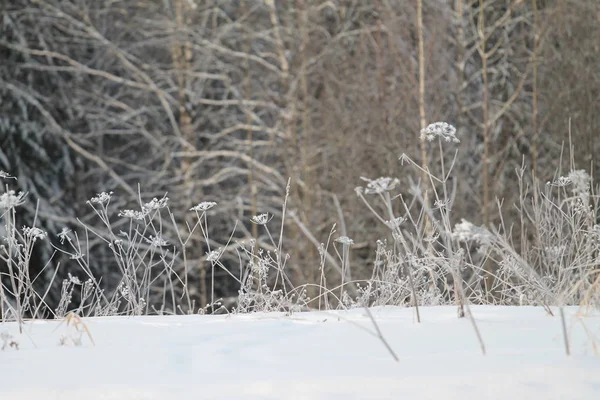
[1,306,599,399]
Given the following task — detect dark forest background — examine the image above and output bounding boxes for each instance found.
[1,0,599,312]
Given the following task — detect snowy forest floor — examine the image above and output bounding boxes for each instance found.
[1,306,599,399]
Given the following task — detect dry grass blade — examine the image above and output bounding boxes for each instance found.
[60,312,96,346]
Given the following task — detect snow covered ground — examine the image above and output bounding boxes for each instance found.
[1,306,599,400]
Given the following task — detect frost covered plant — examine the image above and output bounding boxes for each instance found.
[206,249,221,262]
[251,213,271,225]
[0,190,27,210]
[22,226,47,241]
[335,236,354,245]
[335,236,354,305]
[453,219,491,247]
[57,227,71,245]
[385,217,406,230]
[360,177,399,195]
[190,201,217,212]
[547,176,571,187]
[89,191,113,205]
[144,197,169,210]
[145,234,168,247]
[68,273,82,285]
[108,239,123,251]
[420,121,459,143]
[548,170,593,215]
[69,252,85,260]
[434,199,450,209]
[118,209,148,220]
[547,170,590,193]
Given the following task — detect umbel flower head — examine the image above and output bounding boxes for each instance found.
[547,170,590,194]
[0,190,26,210]
[144,197,169,210]
[251,213,270,225]
[22,226,47,241]
[118,209,148,220]
[190,201,217,212]
[420,122,459,143]
[360,177,399,195]
[335,236,354,246]
[89,191,113,205]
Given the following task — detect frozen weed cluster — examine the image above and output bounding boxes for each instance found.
[1,122,599,327]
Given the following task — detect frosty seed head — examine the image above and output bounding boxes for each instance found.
[420,122,459,143]
[0,190,27,210]
[190,201,217,212]
[335,236,354,246]
[89,191,113,205]
[251,213,270,225]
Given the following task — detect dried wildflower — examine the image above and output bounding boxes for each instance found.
[22,226,47,241]
[547,176,570,187]
[453,219,491,246]
[0,190,27,210]
[251,213,270,225]
[385,217,406,230]
[420,122,459,143]
[361,177,399,194]
[118,209,148,220]
[68,273,82,285]
[190,201,217,212]
[434,199,450,209]
[398,153,410,165]
[58,227,71,245]
[108,239,124,251]
[70,253,85,260]
[335,236,354,245]
[145,234,168,247]
[206,249,221,262]
[547,170,590,191]
[144,197,169,210]
[89,191,113,205]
